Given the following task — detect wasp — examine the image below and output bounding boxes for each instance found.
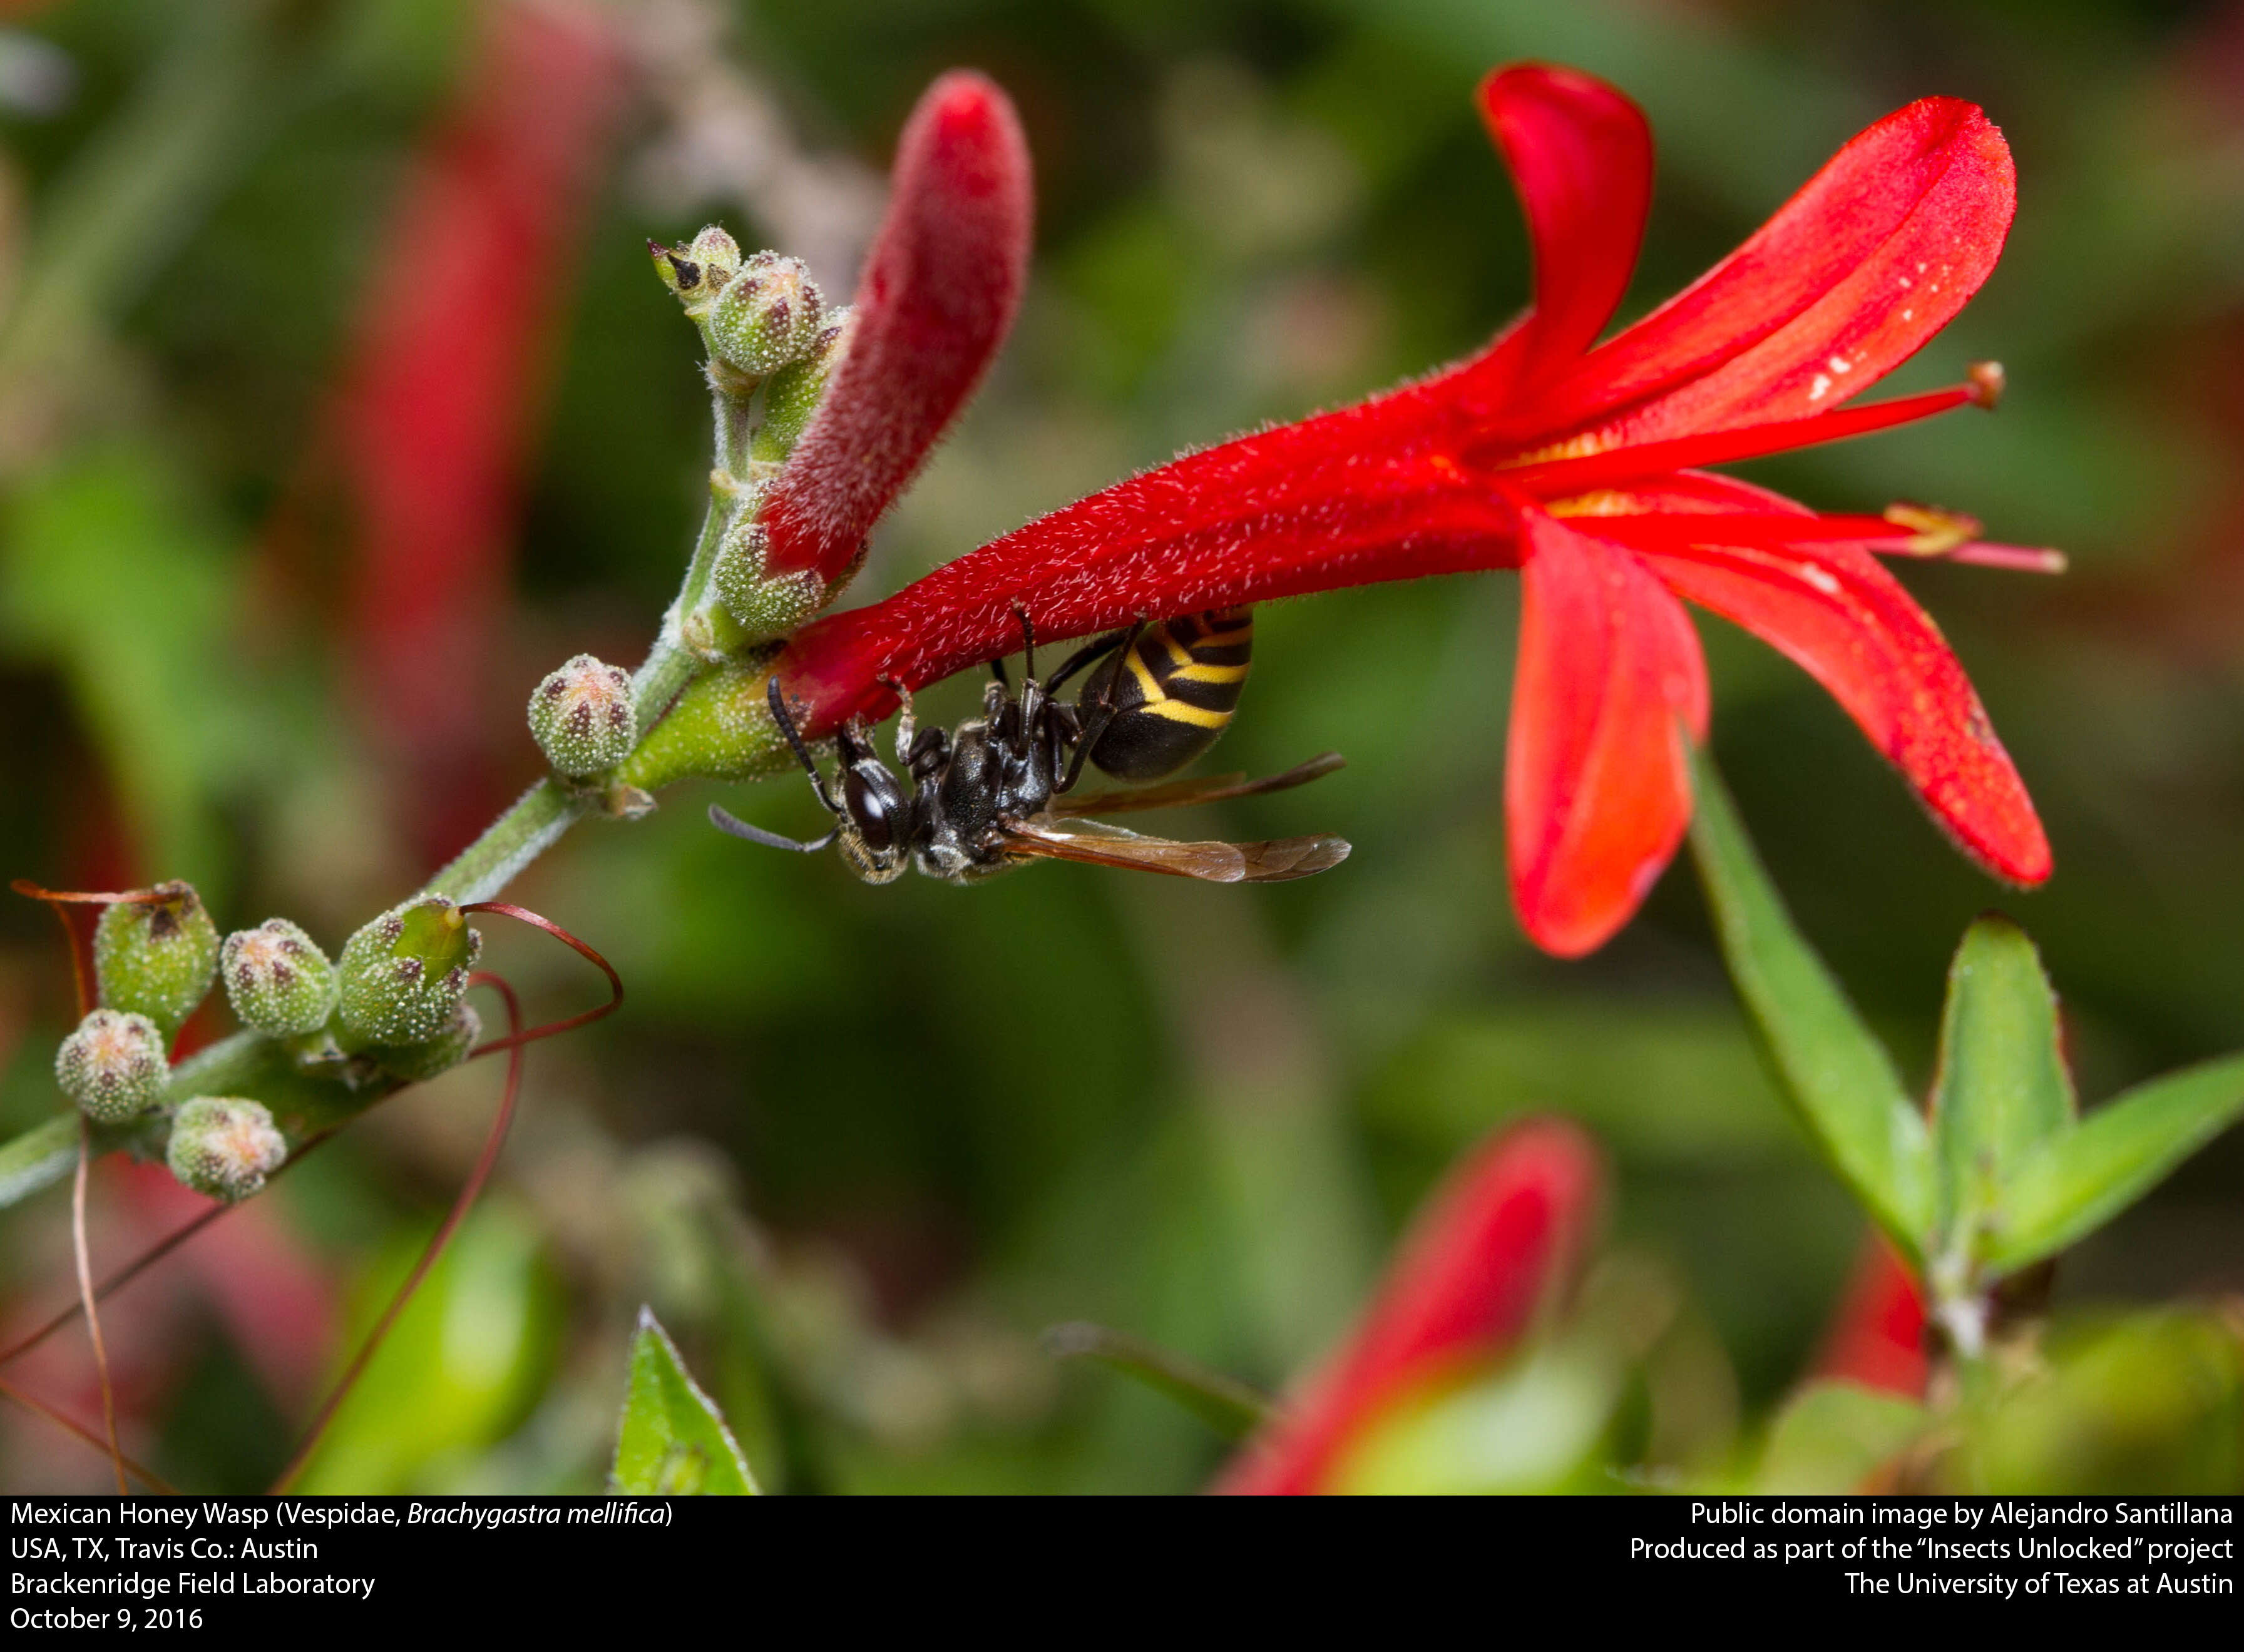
[710,609,1348,885]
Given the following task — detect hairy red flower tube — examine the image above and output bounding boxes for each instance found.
[1212,1118,1602,1496]
[759,71,1033,587]
[761,62,2054,956]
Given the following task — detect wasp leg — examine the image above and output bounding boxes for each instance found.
[1057,618,1146,795]
[878,675,918,768]
[1047,630,1127,695]
[765,675,843,817]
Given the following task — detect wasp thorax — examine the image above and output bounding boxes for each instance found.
[55,1009,169,1124]
[167,1096,287,1203]
[371,1002,482,1083]
[94,881,218,1033]
[529,653,637,777]
[710,518,824,640]
[337,896,482,1047]
[220,917,338,1036]
[707,253,824,378]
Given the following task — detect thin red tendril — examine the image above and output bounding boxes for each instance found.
[71,1119,127,1494]
[267,972,526,1494]
[459,902,623,1054]
[6,880,166,1021]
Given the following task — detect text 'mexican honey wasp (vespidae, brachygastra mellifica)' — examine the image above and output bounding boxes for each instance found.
[708,607,1351,885]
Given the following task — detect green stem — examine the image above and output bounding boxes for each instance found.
[419,778,587,905]
[0,1114,78,1207]
[165,1029,277,1100]
[633,387,772,725]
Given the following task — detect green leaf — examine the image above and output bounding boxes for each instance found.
[612,1307,759,1496]
[1042,1321,1271,1439]
[1686,748,1933,1259]
[1753,1382,1929,1494]
[1983,1053,2244,1274]
[1930,915,2075,1263]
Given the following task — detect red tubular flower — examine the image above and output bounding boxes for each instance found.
[770,63,2053,955]
[1214,1118,1602,1496]
[759,71,1032,586]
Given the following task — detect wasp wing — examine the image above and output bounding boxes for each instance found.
[998,817,1349,884]
[1050,752,1345,818]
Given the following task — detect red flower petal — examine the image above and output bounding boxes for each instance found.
[1450,64,1651,410]
[1619,474,2050,885]
[1527,96,2014,444]
[1215,1118,1602,1496]
[760,71,1033,584]
[1507,507,1709,957]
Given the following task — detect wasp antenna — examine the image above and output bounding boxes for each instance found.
[766,676,843,814]
[709,805,838,855]
[1012,601,1037,681]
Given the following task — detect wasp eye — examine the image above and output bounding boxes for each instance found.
[844,769,898,850]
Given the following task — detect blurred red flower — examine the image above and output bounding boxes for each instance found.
[776,63,2051,955]
[341,0,627,867]
[1811,1235,1930,1397]
[1214,1118,1601,1496]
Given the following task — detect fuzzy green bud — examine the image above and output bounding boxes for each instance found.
[710,517,824,640]
[708,253,823,378]
[529,654,637,777]
[167,1096,287,1203]
[95,882,218,1032]
[371,1002,482,1083]
[650,225,741,315]
[754,310,853,461]
[55,1009,168,1124]
[220,918,339,1036]
[337,896,482,1047]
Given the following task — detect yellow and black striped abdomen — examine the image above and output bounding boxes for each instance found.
[1086,608,1254,782]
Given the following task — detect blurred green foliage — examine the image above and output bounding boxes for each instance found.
[1,0,2241,1492]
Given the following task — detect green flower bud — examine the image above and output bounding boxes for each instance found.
[528,653,637,777]
[220,918,339,1036]
[94,882,218,1031]
[54,1009,168,1124]
[708,253,823,378]
[371,1002,481,1083]
[167,1096,287,1203]
[337,896,481,1047]
[710,517,824,640]
[754,310,853,461]
[650,225,741,314]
